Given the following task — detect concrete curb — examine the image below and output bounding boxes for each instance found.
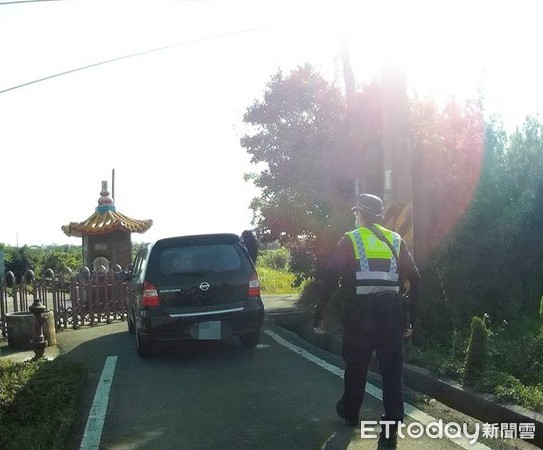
[401,362,543,448]
[266,312,543,448]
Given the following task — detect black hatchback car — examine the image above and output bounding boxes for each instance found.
[122,233,264,357]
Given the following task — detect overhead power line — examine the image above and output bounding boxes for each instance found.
[0,25,269,95]
[0,0,61,5]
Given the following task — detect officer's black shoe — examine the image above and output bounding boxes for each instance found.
[378,415,398,448]
[378,429,398,448]
[335,399,359,426]
[335,399,345,418]
[345,417,359,427]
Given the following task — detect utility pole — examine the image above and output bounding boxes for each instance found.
[340,31,356,114]
[340,31,366,195]
[381,62,415,254]
[112,168,115,202]
[340,35,414,255]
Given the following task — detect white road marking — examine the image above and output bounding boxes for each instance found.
[264,329,491,450]
[80,356,118,450]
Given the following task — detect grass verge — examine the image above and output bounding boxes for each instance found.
[258,266,305,295]
[405,341,543,414]
[0,357,87,450]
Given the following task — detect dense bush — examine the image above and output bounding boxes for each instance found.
[463,316,489,387]
[297,278,325,307]
[256,248,305,294]
[406,341,464,380]
[0,357,87,450]
[491,326,543,386]
[258,248,290,271]
[257,267,302,294]
[407,315,543,413]
[473,369,543,413]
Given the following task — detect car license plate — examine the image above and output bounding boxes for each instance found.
[192,321,222,340]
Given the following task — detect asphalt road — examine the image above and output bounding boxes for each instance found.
[55,320,495,450]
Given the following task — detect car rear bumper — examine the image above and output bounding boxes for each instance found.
[138,299,264,342]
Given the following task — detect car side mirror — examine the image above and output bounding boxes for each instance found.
[241,230,258,264]
[116,271,132,282]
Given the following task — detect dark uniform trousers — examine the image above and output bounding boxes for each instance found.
[340,294,405,423]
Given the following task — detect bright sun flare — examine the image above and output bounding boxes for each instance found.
[284,0,541,129]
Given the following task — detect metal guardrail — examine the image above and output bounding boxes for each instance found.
[0,266,128,338]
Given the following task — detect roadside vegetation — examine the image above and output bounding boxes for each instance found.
[0,357,87,450]
[257,247,305,295]
[240,65,543,414]
[406,315,543,413]
[0,244,82,283]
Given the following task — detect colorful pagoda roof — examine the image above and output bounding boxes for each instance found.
[62,181,153,237]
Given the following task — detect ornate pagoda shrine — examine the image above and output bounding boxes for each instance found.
[62,181,153,271]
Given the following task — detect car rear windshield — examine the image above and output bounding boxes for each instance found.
[156,244,243,275]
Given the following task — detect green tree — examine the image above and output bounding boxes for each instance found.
[418,117,509,332]
[2,244,82,283]
[132,242,148,262]
[515,118,543,310]
[241,64,352,280]
[242,64,492,292]
[4,246,33,283]
[411,97,486,261]
[41,247,82,275]
[258,248,290,271]
[432,116,543,330]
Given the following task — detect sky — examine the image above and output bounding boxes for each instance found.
[1,0,542,247]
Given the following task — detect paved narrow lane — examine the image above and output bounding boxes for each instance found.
[77,324,353,449]
[58,321,489,449]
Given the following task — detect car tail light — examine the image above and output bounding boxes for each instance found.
[143,281,160,307]
[248,272,261,297]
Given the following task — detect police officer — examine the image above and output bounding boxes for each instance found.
[313,193,420,448]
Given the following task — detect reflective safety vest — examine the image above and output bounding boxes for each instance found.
[346,225,402,295]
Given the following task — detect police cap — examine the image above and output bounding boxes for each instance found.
[352,193,384,220]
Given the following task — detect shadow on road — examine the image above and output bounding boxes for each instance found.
[58,324,385,450]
